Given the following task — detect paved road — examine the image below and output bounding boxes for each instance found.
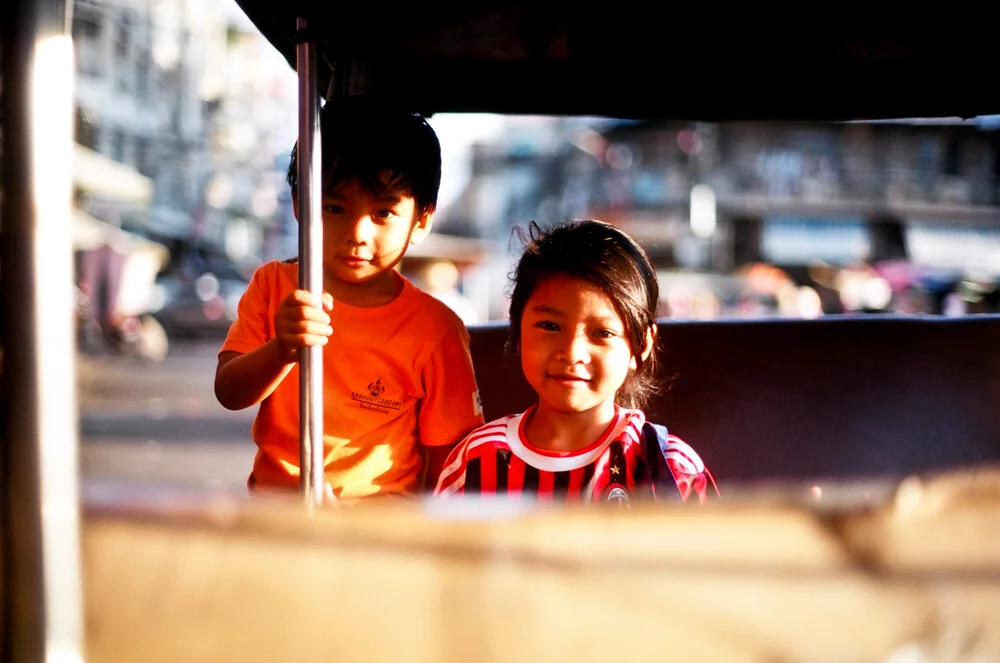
[78,337,256,494]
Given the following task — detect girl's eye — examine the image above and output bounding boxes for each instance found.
[533,320,559,331]
[323,204,345,215]
[593,329,618,339]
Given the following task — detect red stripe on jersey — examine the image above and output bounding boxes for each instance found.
[566,466,585,501]
[435,420,510,496]
[621,418,643,446]
[507,455,526,492]
[463,423,507,454]
[536,470,554,501]
[435,444,469,495]
[665,434,702,472]
[625,439,638,491]
[480,446,498,492]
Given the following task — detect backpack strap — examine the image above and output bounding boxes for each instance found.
[641,422,682,502]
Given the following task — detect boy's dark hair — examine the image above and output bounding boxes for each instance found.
[286,96,441,219]
[507,219,661,410]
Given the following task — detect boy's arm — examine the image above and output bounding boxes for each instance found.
[215,287,333,411]
[416,322,485,490]
[214,341,296,411]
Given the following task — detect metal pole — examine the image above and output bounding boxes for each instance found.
[295,17,325,508]
[1,0,86,658]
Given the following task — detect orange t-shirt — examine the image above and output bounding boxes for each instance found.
[220,260,484,499]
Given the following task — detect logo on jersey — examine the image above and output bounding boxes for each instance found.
[605,484,630,504]
[368,379,385,398]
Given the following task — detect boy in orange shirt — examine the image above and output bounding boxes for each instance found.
[214,97,484,501]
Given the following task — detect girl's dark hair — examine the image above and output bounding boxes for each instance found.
[286,95,441,218]
[507,219,660,410]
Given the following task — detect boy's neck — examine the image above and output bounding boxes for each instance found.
[325,269,404,308]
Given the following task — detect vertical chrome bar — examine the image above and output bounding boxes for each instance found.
[1,0,85,658]
[295,17,325,508]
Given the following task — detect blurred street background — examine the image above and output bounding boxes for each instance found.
[78,335,254,494]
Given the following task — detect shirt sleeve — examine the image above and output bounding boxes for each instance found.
[417,320,485,448]
[433,437,471,496]
[660,432,720,504]
[644,422,719,504]
[219,264,274,356]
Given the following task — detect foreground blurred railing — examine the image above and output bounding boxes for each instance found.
[81,465,1000,663]
[1,0,85,660]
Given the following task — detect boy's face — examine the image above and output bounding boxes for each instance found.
[297,177,432,300]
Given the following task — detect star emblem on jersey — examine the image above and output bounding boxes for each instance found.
[610,464,620,477]
[368,379,385,398]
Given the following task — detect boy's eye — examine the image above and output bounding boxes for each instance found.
[373,209,398,221]
[533,320,559,332]
[323,204,345,215]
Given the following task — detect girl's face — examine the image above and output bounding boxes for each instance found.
[519,274,638,421]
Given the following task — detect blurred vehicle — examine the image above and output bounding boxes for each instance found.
[656,270,739,319]
[75,283,170,363]
[150,246,249,339]
[74,211,170,363]
[930,270,1000,315]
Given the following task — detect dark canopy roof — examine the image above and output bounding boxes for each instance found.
[233,2,995,121]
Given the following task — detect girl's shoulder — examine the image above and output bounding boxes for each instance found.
[641,421,708,474]
[435,413,520,497]
[641,420,720,502]
[461,414,518,446]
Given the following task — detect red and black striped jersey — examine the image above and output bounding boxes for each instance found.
[434,406,717,504]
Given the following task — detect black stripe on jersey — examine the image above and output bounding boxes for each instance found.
[609,440,626,473]
[521,463,540,496]
[580,463,597,500]
[464,457,481,492]
[633,456,655,500]
[552,470,570,499]
[495,450,509,493]
[640,423,682,502]
[602,440,629,501]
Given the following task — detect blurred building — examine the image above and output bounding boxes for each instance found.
[436,114,1000,317]
[70,0,295,269]
[592,118,1000,275]
[435,116,605,241]
[199,4,297,268]
[433,116,608,320]
[72,0,218,237]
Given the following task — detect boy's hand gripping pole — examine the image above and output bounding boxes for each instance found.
[295,17,326,508]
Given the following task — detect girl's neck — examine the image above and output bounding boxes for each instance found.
[523,401,618,453]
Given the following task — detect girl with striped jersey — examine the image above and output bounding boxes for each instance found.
[434,220,717,504]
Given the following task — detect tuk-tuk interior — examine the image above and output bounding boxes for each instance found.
[2,2,999,661]
[229,0,1000,482]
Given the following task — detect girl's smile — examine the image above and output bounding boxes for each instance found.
[547,372,590,385]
